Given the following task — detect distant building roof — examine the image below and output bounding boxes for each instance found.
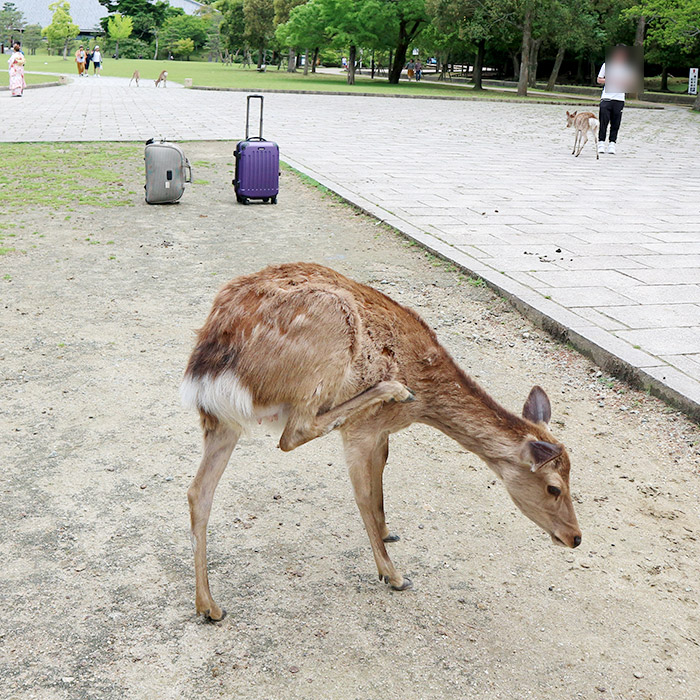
[20,0,206,34]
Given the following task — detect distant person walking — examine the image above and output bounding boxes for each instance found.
[85,48,92,74]
[75,45,86,77]
[406,59,415,80]
[597,45,633,155]
[415,60,423,81]
[91,45,102,77]
[8,43,25,97]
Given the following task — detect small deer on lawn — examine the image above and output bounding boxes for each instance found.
[155,70,168,88]
[566,110,600,159]
[129,70,140,87]
[181,263,582,621]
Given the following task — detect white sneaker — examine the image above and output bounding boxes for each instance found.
[597,142,606,154]
[607,142,616,155]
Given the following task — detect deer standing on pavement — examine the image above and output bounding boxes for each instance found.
[181,263,582,621]
[566,110,600,159]
[155,70,168,88]
[129,70,140,87]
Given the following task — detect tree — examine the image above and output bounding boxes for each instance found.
[172,36,195,58]
[107,13,133,58]
[217,0,248,60]
[626,0,700,109]
[243,0,275,67]
[43,2,79,59]
[274,0,305,71]
[275,0,329,73]
[161,13,209,55]
[0,2,24,44]
[23,24,44,54]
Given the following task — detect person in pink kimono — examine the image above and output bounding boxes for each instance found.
[8,43,26,97]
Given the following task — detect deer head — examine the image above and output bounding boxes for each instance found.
[565,111,578,128]
[499,386,582,549]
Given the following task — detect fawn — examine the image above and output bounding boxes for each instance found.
[566,110,600,159]
[155,70,168,88]
[181,263,582,621]
[129,70,139,87]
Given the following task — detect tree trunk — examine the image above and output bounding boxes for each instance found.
[303,48,309,75]
[287,47,295,72]
[115,41,119,60]
[512,53,519,80]
[528,38,541,88]
[311,47,318,73]
[63,37,68,60]
[517,7,532,96]
[660,64,668,92]
[472,38,485,90]
[632,15,646,97]
[389,20,412,84]
[546,45,565,90]
[257,45,264,68]
[692,92,700,112]
[589,58,596,86]
[575,56,583,83]
[347,44,356,85]
[371,50,375,79]
[153,31,159,60]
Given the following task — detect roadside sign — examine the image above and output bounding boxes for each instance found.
[690,68,698,95]
[412,48,419,56]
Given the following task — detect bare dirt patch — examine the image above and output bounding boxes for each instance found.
[0,142,698,700]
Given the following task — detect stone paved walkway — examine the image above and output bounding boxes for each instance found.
[3,76,699,416]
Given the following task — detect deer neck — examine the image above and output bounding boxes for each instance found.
[420,355,530,477]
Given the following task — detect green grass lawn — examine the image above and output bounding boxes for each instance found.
[0,71,60,85]
[20,54,590,102]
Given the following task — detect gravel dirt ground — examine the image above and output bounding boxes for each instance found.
[1,142,699,700]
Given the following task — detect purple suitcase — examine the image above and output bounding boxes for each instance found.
[234,95,279,204]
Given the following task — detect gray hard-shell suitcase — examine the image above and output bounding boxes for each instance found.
[144,139,192,204]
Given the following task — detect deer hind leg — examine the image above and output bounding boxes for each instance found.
[278,380,414,452]
[343,430,412,591]
[369,433,398,542]
[187,415,240,621]
[576,129,587,157]
[572,130,579,155]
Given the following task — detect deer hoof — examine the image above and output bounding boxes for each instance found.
[203,607,227,622]
[383,533,400,543]
[391,577,413,592]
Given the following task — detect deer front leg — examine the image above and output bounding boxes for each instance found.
[572,130,578,155]
[187,419,240,621]
[343,431,412,591]
[278,380,414,452]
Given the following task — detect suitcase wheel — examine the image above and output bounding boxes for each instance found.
[271,196,277,205]
[262,197,269,203]
[237,195,249,205]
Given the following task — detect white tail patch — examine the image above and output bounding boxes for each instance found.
[180,371,288,434]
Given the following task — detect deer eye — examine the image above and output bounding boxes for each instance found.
[547,485,561,497]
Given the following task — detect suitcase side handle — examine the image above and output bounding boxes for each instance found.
[245,94,264,140]
[184,159,192,183]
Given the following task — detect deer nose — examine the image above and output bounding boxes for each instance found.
[573,535,582,548]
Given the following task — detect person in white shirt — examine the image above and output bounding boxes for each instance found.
[91,45,103,76]
[596,45,633,155]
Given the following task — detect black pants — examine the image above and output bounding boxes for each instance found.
[599,100,624,142]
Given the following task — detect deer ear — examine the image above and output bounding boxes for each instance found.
[525,440,562,471]
[522,385,551,425]
[566,110,571,116]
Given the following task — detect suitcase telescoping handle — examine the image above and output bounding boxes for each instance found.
[245,94,264,141]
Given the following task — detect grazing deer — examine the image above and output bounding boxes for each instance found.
[566,110,600,159]
[129,70,140,87]
[155,70,168,88]
[181,263,582,621]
